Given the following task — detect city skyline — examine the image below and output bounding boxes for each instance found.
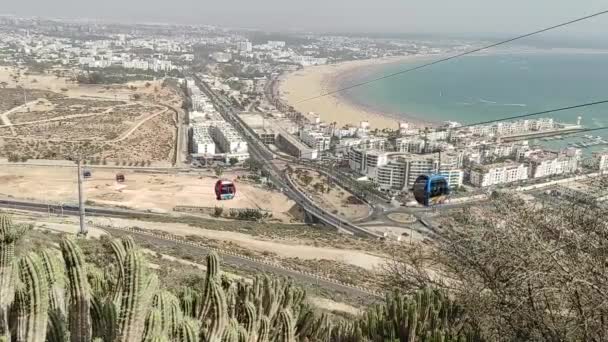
[3,0,608,39]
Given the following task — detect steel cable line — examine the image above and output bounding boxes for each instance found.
[295,9,608,104]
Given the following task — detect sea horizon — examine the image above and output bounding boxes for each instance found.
[334,49,608,134]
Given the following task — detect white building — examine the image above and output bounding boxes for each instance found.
[211,52,232,63]
[469,161,529,187]
[593,150,608,171]
[527,148,581,179]
[292,56,328,66]
[267,41,286,48]
[470,118,556,137]
[123,59,149,70]
[348,149,463,191]
[150,59,173,72]
[338,137,386,152]
[237,41,253,52]
[192,126,216,155]
[300,130,331,152]
[211,123,248,155]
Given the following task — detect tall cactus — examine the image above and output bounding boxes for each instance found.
[179,287,200,319]
[333,288,482,342]
[90,295,117,342]
[46,309,67,342]
[256,316,270,342]
[116,250,150,342]
[177,318,199,342]
[200,280,228,342]
[151,291,183,338]
[12,253,49,342]
[142,309,163,342]
[0,214,27,338]
[242,301,257,342]
[39,250,66,315]
[275,309,296,342]
[60,238,92,342]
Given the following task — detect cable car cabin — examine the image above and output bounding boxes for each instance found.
[116,173,125,183]
[413,174,450,207]
[215,180,236,200]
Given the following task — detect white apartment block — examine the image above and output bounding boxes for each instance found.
[267,41,286,48]
[469,162,529,187]
[470,118,556,137]
[292,56,328,66]
[338,137,386,152]
[123,59,149,70]
[527,148,580,179]
[300,130,331,152]
[210,123,249,155]
[192,126,216,155]
[237,41,252,52]
[593,150,608,171]
[348,149,463,191]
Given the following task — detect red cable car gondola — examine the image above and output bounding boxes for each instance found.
[215,180,236,200]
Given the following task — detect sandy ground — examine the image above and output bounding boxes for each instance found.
[279,56,430,130]
[10,212,360,314]
[0,165,296,221]
[0,66,181,163]
[292,169,371,221]
[0,67,163,101]
[89,216,385,270]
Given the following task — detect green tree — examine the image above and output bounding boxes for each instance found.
[214,166,224,178]
[228,157,239,167]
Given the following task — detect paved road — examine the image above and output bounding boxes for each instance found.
[192,75,381,238]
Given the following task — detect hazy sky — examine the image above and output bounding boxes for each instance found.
[3,0,608,37]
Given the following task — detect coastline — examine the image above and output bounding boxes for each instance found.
[278,47,608,130]
[278,55,433,130]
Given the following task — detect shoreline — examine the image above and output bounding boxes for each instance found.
[278,55,433,130]
[278,47,608,130]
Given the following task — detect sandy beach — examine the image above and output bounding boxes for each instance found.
[279,55,431,130]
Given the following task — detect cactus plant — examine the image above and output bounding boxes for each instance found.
[200,280,228,342]
[60,238,92,342]
[39,250,66,316]
[0,215,487,342]
[150,291,183,339]
[275,309,296,342]
[116,250,152,342]
[177,318,199,342]
[0,214,27,339]
[12,252,49,342]
[257,316,270,342]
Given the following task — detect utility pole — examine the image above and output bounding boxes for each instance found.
[77,160,87,235]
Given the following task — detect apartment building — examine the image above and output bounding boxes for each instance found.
[593,150,608,171]
[469,161,529,187]
[348,149,463,191]
[191,126,216,155]
[300,130,331,152]
[526,148,581,178]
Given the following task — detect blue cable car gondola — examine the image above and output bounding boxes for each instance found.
[413,174,450,207]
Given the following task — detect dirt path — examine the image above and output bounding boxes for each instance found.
[108,107,169,143]
[2,102,135,129]
[14,213,362,314]
[0,99,40,136]
[91,216,386,270]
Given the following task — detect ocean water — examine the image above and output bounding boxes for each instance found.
[344,52,608,146]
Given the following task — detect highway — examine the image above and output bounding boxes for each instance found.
[192,75,382,238]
